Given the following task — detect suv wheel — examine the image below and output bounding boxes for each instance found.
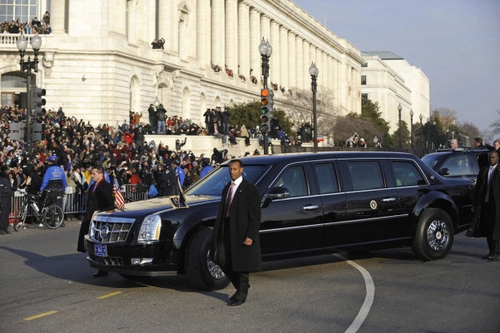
[413,208,454,260]
[185,227,229,291]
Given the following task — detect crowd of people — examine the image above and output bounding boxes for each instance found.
[1,11,52,34]
[0,102,270,234]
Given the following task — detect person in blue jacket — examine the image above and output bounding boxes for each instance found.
[40,155,67,227]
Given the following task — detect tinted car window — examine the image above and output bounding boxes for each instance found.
[313,163,339,193]
[347,161,384,190]
[187,165,268,196]
[274,165,308,197]
[440,155,471,176]
[391,161,425,186]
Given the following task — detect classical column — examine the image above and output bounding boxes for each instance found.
[158,0,172,50]
[225,0,238,75]
[270,20,280,86]
[279,25,288,89]
[321,51,327,87]
[197,0,210,68]
[327,56,334,94]
[287,31,296,90]
[260,15,270,41]
[302,40,310,89]
[295,35,304,90]
[211,0,224,69]
[238,2,250,80]
[249,9,261,80]
[50,0,65,33]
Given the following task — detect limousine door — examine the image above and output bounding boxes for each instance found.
[323,160,404,248]
[259,164,324,258]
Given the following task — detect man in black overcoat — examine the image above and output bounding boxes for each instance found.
[210,159,261,306]
[472,150,500,260]
[77,166,115,275]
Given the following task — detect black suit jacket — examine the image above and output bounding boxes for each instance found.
[211,178,262,272]
[77,179,115,252]
[472,164,500,239]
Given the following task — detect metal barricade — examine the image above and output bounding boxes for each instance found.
[8,184,147,222]
[122,184,149,202]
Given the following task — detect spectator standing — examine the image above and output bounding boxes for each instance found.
[154,163,177,196]
[199,158,214,179]
[157,104,167,134]
[172,159,185,188]
[148,104,157,133]
[77,166,115,277]
[0,165,13,235]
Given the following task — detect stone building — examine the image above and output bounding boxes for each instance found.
[0,0,365,136]
[361,51,430,133]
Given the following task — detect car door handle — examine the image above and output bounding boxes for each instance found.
[302,205,319,211]
[382,198,396,202]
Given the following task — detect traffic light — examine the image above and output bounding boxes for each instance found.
[260,88,273,133]
[31,86,46,116]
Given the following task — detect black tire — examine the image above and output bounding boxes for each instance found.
[42,204,64,229]
[185,227,229,291]
[13,205,27,232]
[413,208,454,260]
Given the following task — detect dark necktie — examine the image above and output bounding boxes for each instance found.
[225,182,235,217]
[486,166,494,202]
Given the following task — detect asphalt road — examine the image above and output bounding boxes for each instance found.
[1,220,499,333]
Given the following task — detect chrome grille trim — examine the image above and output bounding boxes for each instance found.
[90,219,134,243]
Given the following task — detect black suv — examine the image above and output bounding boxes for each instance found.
[421,148,490,184]
[84,152,473,290]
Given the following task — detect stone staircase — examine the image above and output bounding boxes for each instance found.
[143,134,263,159]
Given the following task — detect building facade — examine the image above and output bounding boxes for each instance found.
[361,51,430,133]
[0,0,367,135]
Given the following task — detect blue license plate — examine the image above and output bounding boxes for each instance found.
[95,244,107,257]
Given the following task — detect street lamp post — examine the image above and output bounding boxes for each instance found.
[259,38,272,155]
[17,32,42,157]
[398,104,402,150]
[309,62,319,152]
[410,109,414,150]
[419,114,423,150]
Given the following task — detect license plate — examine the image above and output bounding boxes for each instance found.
[95,244,107,257]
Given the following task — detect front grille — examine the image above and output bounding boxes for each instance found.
[91,254,125,266]
[90,218,135,243]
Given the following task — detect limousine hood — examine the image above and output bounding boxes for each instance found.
[100,194,221,219]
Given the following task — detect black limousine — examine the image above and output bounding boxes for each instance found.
[84,152,474,290]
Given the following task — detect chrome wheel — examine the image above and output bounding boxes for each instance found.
[207,253,226,280]
[426,219,450,252]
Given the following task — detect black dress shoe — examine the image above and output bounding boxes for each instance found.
[229,293,238,301]
[229,298,245,306]
[93,270,108,277]
[482,254,493,259]
[488,255,499,261]
[0,229,12,235]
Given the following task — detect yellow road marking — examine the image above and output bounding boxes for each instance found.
[25,311,58,321]
[98,291,122,299]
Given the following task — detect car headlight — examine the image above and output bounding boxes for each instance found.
[138,215,161,241]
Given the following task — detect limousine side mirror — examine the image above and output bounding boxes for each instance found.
[262,187,290,208]
[438,167,450,176]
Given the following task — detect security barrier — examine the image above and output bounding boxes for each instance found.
[9,184,150,221]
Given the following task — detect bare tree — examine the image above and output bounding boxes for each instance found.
[461,121,480,147]
[432,107,458,130]
[283,87,340,143]
[489,110,500,138]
